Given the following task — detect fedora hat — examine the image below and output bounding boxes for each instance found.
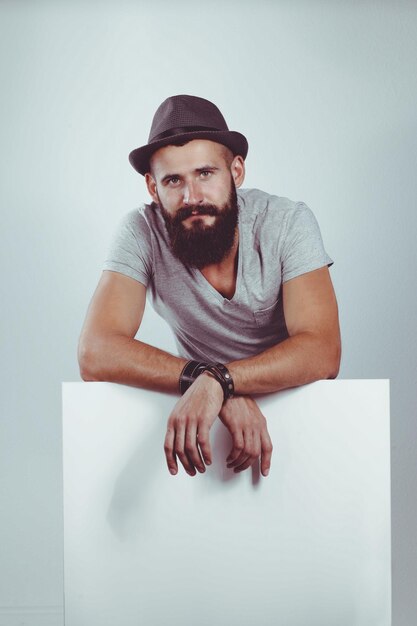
[128,94,248,175]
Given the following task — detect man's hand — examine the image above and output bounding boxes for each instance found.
[219,396,273,476]
[164,373,224,476]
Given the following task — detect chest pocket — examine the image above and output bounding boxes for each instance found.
[253,297,288,341]
[253,298,282,328]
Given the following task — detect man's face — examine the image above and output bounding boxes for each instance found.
[145,140,245,268]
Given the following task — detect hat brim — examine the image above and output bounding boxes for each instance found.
[128,130,248,176]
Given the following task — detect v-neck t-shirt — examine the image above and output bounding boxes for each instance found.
[103,187,333,363]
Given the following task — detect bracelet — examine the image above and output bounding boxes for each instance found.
[179,360,235,402]
[202,363,234,401]
[179,360,209,395]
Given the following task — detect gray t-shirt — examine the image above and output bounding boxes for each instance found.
[103,187,333,362]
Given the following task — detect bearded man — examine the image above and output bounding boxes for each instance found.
[78,95,341,478]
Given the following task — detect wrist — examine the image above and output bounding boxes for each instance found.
[178,360,208,395]
[199,370,225,398]
[179,359,235,401]
[201,363,234,401]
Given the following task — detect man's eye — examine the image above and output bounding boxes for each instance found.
[168,177,180,185]
[200,170,212,178]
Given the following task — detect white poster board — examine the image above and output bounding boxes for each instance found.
[63,380,391,626]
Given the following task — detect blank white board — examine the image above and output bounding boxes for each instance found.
[62,380,391,626]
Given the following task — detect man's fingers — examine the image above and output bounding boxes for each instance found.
[174,423,196,476]
[165,416,215,476]
[165,397,271,477]
[260,428,273,476]
[227,451,250,470]
[225,428,244,464]
[185,423,206,473]
[231,430,261,473]
[227,429,256,469]
[220,396,272,477]
[164,427,178,475]
[197,425,212,466]
[233,456,257,473]
[233,429,272,475]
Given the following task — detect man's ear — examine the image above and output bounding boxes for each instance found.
[231,156,245,188]
[145,173,159,203]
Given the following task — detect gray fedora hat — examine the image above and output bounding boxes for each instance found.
[129,94,248,176]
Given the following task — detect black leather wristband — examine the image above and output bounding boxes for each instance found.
[202,363,234,401]
[179,360,209,395]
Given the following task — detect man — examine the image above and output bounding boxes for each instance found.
[78,94,341,479]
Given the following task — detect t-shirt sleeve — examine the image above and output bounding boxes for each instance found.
[281,202,333,283]
[103,210,153,286]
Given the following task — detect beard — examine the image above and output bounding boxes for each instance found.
[158,181,239,269]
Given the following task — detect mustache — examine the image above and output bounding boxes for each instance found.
[174,204,220,223]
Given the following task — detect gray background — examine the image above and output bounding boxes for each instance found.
[0,1,416,624]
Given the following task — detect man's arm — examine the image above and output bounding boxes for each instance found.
[163,266,340,478]
[79,265,340,478]
[78,270,271,477]
[80,266,339,392]
[78,270,187,391]
[78,270,223,475]
[227,265,341,393]
[210,266,341,476]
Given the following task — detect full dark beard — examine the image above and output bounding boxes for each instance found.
[158,182,239,269]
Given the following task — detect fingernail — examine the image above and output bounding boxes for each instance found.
[264,469,269,476]
[170,468,177,475]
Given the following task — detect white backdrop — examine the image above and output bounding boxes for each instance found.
[1,2,416,625]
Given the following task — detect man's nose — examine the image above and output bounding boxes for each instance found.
[183,181,203,205]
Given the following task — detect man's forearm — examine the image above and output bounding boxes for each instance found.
[227,330,341,395]
[78,333,187,393]
[79,329,340,396]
